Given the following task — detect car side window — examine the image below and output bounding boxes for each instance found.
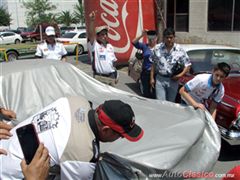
[211,50,240,69]
[187,50,213,73]
[2,33,13,37]
[78,33,86,39]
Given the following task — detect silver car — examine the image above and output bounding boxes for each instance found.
[0,31,23,44]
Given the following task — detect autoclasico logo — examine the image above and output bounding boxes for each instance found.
[182,170,235,179]
[148,171,235,179]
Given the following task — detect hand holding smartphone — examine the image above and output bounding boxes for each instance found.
[16,123,40,164]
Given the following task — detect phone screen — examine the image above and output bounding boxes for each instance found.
[16,123,39,164]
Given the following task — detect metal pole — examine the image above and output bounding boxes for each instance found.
[15,0,19,27]
[76,44,78,64]
[40,25,43,42]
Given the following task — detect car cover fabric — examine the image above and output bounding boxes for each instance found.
[0,60,221,176]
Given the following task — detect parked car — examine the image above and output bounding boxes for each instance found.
[23,23,60,42]
[0,31,23,44]
[6,29,22,34]
[59,26,75,35]
[19,27,35,42]
[17,27,29,32]
[60,26,86,36]
[0,44,37,61]
[57,30,87,55]
[128,44,240,140]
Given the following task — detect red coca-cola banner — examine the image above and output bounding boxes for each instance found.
[84,0,157,64]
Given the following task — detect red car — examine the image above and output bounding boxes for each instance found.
[21,23,60,42]
[128,44,240,140]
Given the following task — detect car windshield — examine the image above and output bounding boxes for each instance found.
[61,32,77,38]
[187,49,240,74]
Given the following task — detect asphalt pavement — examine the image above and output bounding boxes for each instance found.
[68,54,240,179]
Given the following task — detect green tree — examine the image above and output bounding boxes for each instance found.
[0,7,11,26]
[73,0,85,25]
[57,10,76,26]
[22,0,57,27]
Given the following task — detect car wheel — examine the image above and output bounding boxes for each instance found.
[138,79,144,95]
[6,51,18,61]
[75,45,84,55]
[15,39,21,44]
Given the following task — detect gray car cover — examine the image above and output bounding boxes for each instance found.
[0,60,221,175]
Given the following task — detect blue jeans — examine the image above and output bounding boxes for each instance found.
[155,74,178,102]
[140,70,155,98]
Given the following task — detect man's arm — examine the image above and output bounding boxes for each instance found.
[172,46,191,80]
[60,44,68,62]
[0,108,16,119]
[209,101,218,120]
[35,44,43,58]
[88,11,97,44]
[172,65,190,80]
[179,86,206,110]
[0,121,12,155]
[132,30,147,45]
[21,143,50,180]
[150,64,155,89]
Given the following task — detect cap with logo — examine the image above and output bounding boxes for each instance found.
[96,100,144,142]
[95,25,109,34]
[45,26,56,36]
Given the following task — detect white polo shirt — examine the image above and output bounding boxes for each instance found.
[35,41,67,60]
[88,40,117,74]
[184,74,224,104]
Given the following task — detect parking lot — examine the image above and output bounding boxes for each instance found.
[1,53,239,177]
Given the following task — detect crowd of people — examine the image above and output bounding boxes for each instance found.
[131,26,230,121]
[1,10,238,180]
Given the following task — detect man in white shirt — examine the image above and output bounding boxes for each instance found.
[35,26,67,61]
[150,28,191,102]
[88,11,118,86]
[179,62,231,120]
[0,96,144,179]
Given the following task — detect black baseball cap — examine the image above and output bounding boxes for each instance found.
[147,30,157,39]
[147,30,156,36]
[96,100,144,142]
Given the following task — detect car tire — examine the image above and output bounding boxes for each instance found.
[75,45,84,55]
[15,39,21,44]
[6,51,18,61]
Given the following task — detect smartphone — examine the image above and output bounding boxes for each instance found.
[16,123,40,164]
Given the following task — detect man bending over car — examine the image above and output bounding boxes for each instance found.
[179,62,231,120]
[0,96,143,179]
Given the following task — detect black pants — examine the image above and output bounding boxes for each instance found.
[140,70,155,99]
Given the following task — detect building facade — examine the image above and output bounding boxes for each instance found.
[162,0,240,48]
